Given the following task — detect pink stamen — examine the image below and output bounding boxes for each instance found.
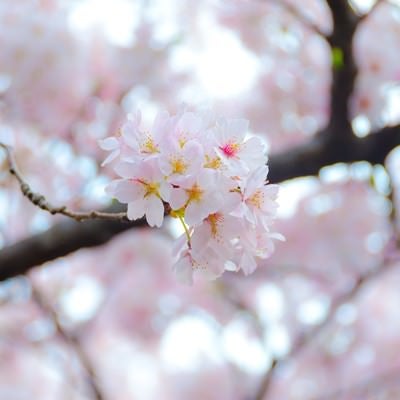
[220,142,239,158]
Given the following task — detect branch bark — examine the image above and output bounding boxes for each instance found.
[268,124,400,183]
[0,205,145,281]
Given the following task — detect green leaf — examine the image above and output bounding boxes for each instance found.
[332,47,344,70]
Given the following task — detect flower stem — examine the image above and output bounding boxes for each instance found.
[178,215,191,247]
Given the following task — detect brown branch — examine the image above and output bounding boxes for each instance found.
[0,143,128,222]
[0,204,146,281]
[0,0,399,282]
[324,0,358,143]
[0,123,398,281]
[268,124,400,183]
[254,257,396,400]
[31,285,105,400]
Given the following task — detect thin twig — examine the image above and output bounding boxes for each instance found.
[31,285,105,400]
[0,142,128,222]
[264,0,327,37]
[358,0,385,21]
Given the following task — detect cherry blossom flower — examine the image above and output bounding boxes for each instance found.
[100,107,282,282]
[106,159,170,227]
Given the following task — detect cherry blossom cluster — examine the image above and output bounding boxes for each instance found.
[100,108,283,284]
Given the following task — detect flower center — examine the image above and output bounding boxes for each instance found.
[248,190,264,209]
[143,181,160,198]
[204,155,222,169]
[220,142,240,158]
[207,213,223,238]
[171,157,187,174]
[141,134,158,154]
[186,184,203,203]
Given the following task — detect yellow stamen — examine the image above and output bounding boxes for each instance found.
[141,134,158,154]
[248,190,264,209]
[186,184,203,203]
[171,157,187,174]
[144,182,160,198]
[207,213,223,238]
[204,155,222,170]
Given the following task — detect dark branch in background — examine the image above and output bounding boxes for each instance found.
[0,206,146,282]
[0,0,399,283]
[31,285,105,400]
[268,124,400,183]
[0,143,128,222]
[254,1,399,399]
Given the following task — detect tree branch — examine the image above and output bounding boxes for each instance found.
[31,284,105,400]
[266,0,327,37]
[0,206,146,281]
[0,123,398,281]
[0,0,399,282]
[268,124,400,183]
[0,143,128,222]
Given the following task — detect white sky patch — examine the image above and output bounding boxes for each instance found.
[160,315,222,372]
[382,85,400,126]
[277,177,320,218]
[126,353,160,400]
[165,217,185,239]
[352,115,371,138]
[319,163,350,183]
[263,323,291,358]
[68,0,138,46]
[172,8,259,100]
[297,296,330,325]
[349,0,376,13]
[255,284,285,324]
[195,30,259,99]
[59,276,105,323]
[222,318,272,374]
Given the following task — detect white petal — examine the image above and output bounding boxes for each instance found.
[110,180,144,203]
[191,223,211,253]
[173,255,193,285]
[98,137,119,150]
[127,198,146,220]
[184,202,205,226]
[169,188,187,210]
[145,196,164,227]
[159,181,172,202]
[240,252,257,275]
[114,162,135,178]
[101,150,119,166]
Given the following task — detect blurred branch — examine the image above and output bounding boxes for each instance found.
[315,365,400,399]
[0,0,400,281]
[31,285,105,400]
[266,0,326,37]
[324,0,358,142]
[254,256,397,400]
[0,205,146,281]
[268,124,400,183]
[0,143,128,222]
[0,123,399,281]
